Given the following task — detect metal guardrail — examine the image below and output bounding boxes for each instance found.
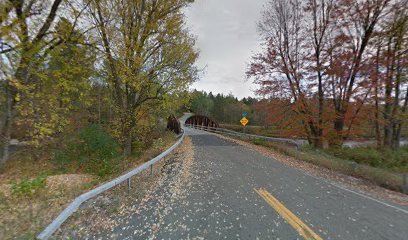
[185,124,301,150]
[37,131,185,240]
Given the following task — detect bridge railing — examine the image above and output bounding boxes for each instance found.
[184,124,301,150]
[37,131,185,240]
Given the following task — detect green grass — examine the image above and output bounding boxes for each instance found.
[11,173,47,197]
[251,138,268,146]
[324,146,408,172]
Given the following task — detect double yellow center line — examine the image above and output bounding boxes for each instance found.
[254,188,323,240]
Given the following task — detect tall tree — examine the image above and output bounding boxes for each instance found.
[306,0,335,147]
[248,0,393,147]
[88,0,198,156]
[15,19,96,146]
[371,0,408,148]
[247,0,322,146]
[0,0,65,168]
[327,0,390,144]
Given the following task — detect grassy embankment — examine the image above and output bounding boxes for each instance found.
[0,125,177,239]
[221,124,408,193]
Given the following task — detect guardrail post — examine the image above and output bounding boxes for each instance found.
[403,173,408,194]
[127,178,131,192]
[150,164,153,176]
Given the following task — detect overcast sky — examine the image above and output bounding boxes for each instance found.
[184,0,267,99]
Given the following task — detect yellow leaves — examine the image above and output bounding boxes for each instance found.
[9,78,22,89]
[10,38,95,147]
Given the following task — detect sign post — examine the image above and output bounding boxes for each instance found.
[240,112,249,133]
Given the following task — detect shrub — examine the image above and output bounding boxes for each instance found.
[54,124,122,178]
[382,147,408,172]
[251,138,267,145]
[327,147,383,167]
[132,141,146,158]
[12,174,46,197]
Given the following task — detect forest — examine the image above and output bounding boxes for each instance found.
[0,0,198,171]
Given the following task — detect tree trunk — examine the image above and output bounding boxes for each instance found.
[383,37,394,148]
[1,63,26,169]
[333,101,345,145]
[391,37,403,149]
[0,83,15,169]
[123,134,132,157]
[374,44,382,147]
[393,126,401,149]
[317,83,324,148]
[122,108,136,157]
[334,117,344,139]
[316,55,324,148]
[383,100,393,147]
[303,121,313,145]
[395,87,408,149]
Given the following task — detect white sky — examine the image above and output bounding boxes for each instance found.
[185,0,267,99]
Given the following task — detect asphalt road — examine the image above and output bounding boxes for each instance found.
[106,122,408,240]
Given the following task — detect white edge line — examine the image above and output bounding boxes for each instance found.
[305,172,408,215]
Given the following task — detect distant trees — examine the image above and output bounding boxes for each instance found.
[190,91,214,116]
[247,0,407,149]
[189,90,250,124]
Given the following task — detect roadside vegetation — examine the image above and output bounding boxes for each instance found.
[323,146,408,172]
[219,124,408,173]
[0,129,177,239]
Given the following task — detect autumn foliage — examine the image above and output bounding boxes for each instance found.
[247,0,408,149]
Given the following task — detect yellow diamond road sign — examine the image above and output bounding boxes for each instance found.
[240,117,249,126]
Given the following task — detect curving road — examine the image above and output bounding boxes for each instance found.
[106,115,408,240]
